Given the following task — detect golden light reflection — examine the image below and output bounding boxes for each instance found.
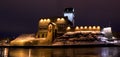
[10,49,29,57]
[29,49,31,57]
[4,48,8,57]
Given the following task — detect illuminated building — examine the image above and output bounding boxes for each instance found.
[36,17,73,38]
[35,8,102,45]
[10,8,104,46]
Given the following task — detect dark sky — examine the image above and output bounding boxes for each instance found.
[0,0,120,33]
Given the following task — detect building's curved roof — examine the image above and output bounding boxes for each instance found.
[64,8,74,13]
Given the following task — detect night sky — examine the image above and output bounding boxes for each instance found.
[0,0,120,33]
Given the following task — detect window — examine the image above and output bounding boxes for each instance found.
[42,33,44,38]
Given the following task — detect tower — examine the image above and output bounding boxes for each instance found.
[64,8,75,26]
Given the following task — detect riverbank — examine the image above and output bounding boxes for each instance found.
[0,43,120,48]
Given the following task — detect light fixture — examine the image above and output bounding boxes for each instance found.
[44,19,46,22]
[93,26,96,29]
[61,18,64,21]
[97,26,100,29]
[88,26,92,29]
[75,26,79,30]
[84,26,87,29]
[80,26,83,29]
[40,19,43,22]
[47,18,50,22]
[57,18,60,21]
[66,26,71,30]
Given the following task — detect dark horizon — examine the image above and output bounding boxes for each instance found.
[0,0,120,33]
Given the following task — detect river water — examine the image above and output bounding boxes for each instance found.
[0,47,120,57]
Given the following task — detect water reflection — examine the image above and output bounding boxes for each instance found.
[0,48,9,57]
[100,47,120,57]
[0,47,120,57]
